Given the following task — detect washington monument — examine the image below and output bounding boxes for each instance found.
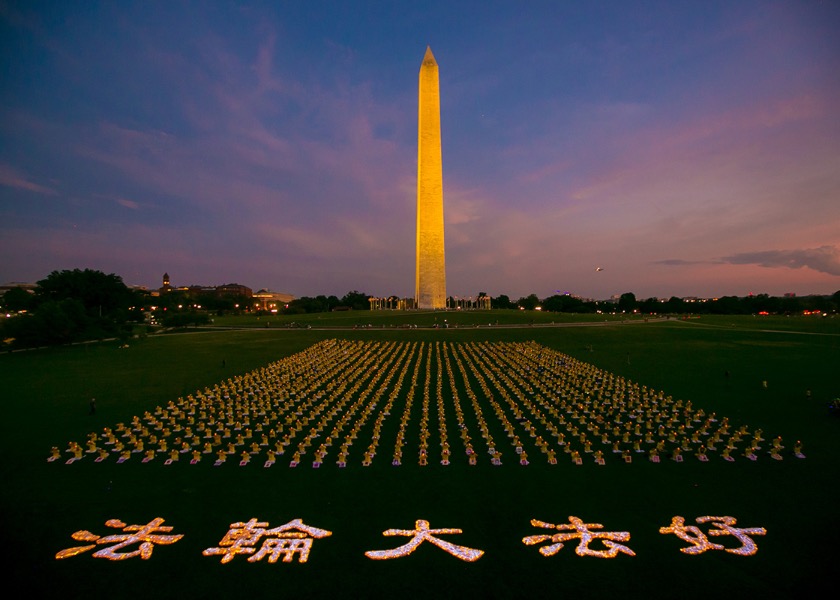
[415,46,447,310]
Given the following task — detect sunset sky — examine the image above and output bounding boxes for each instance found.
[2,1,838,300]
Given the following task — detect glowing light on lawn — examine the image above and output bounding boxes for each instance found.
[51,340,799,469]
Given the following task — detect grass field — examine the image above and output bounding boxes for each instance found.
[2,312,838,599]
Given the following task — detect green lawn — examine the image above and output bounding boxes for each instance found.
[208,307,637,328]
[2,315,837,599]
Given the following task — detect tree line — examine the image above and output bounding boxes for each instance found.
[494,291,840,315]
[282,291,370,314]
[2,268,838,349]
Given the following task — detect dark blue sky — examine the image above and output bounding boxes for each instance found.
[2,1,838,299]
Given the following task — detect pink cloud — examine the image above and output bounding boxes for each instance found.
[721,246,840,276]
[115,197,140,210]
[0,163,57,195]
[60,26,413,222]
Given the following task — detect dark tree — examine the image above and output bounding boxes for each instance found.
[708,296,741,314]
[36,269,134,318]
[618,292,637,313]
[517,294,540,310]
[1,287,35,312]
[542,294,592,313]
[637,297,660,314]
[340,291,370,311]
[492,294,514,309]
[1,269,141,349]
[664,296,685,313]
[2,299,89,346]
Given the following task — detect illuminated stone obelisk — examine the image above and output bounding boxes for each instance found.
[415,46,447,309]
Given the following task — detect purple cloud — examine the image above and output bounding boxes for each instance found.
[721,246,840,276]
[0,163,57,195]
[653,259,712,266]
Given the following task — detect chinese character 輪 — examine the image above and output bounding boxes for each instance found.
[203,518,332,564]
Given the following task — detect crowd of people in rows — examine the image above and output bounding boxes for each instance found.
[52,339,804,467]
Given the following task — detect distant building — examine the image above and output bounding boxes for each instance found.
[155,273,252,299]
[0,282,37,296]
[186,285,218,295]
[215,283,253,298]
[253,289,295,312]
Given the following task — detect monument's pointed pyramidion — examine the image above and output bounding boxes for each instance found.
[423,45,436,65]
